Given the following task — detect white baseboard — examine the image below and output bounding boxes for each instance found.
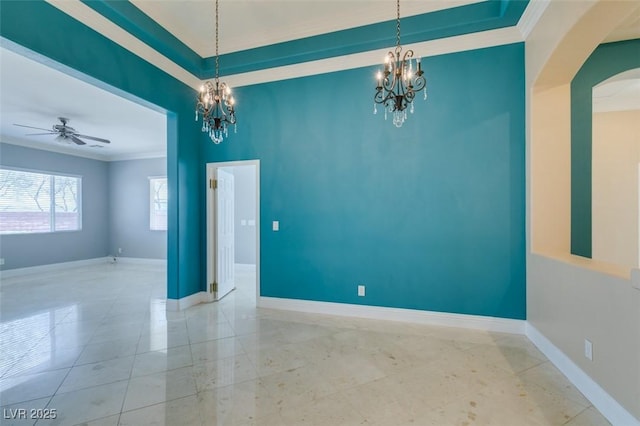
[166,291,208,311]
[526,324,640,426]
[0,256,167,281]
[0,257,111,280]
[112,257,167,266]
[258,296,525,334]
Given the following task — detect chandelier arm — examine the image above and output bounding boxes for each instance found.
[382,51,398,92]
[374,89,396,106]
[401,49,414,63]
[411,76,426,92]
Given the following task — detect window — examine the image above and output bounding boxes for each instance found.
[0,168,82,234]
[149,177,167,231]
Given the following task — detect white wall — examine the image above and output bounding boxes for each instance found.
[592,109,640,268]
[229,165,257,265]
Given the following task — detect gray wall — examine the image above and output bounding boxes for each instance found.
[108,157,166,260]
[0,143,109,269]
[225,166,256,265]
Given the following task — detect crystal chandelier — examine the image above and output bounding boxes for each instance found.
[195,0,236,144]
[374,0,427,128]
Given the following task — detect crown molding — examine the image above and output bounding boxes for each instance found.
[0,139,166,163]
[517,0,551,40]
[1,138,109,162]
[224,26,523,89]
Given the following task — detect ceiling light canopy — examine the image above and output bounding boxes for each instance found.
[195,0,236,144]
[374,0,427,128]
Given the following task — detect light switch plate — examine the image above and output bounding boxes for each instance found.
[272,221,279,231]
[584,339,593,361]
[358,285,365,297]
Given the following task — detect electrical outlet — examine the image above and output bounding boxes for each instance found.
[584,339,593,361]
[0,258,4,266]
[357,285,365,297]
[118,248,123,254]
[272,221,279,231]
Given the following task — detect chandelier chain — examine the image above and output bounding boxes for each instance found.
[215,0,219,80]
[396,0,401,48]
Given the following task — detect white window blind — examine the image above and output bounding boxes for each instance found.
[149,177,167,231]
[0,168,81,234]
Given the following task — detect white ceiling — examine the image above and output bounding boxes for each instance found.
[0,47,166,161]
[604,6,640,43]
[593,69,640,113]
[0,1,638,161]
[131,0,481,57]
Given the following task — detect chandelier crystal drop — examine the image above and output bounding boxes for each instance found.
[195,0,236,144]
[374,0,427,128]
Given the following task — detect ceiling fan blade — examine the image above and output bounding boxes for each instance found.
[69,135,87,145]
[25,132,57,136]
[13,123,54,132]
[75,134,111,144]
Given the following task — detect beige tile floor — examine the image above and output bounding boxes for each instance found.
[0,262,610,425]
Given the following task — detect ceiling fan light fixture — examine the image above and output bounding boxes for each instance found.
[14,117,111,146]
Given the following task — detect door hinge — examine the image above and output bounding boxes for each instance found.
[210,179,217,189]
[209,282,218,293]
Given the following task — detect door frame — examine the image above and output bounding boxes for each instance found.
[206,160,260,302]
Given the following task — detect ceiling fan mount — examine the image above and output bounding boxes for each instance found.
[13,117,111,146]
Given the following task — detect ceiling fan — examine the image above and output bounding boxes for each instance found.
[13,117,111,146]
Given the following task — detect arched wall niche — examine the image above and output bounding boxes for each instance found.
[530,0,640,275]
[591,68,640,268]
[571,40,640,260]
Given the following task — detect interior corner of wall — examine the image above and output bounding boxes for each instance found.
[632,269,640,291]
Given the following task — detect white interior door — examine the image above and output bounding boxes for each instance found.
[214,168,235,300]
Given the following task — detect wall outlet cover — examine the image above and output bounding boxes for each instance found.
[358,285,365,297]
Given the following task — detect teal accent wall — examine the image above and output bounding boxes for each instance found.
[206,43,526,319]
[570,40,640,258]
[0,0,203,299]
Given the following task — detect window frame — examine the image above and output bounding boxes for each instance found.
[149,176,167,231]
[0,166,83,235]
